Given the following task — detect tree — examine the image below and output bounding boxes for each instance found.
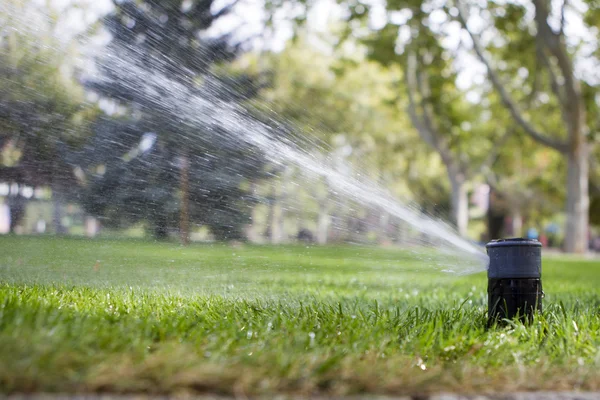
[484,132,565,240]
[0,0,91,233]
[456,0,593,252]
[335,2,504,237]
[403,50,471,236]
[268,0,598,249]
[241,38,446,243]
[79,0,266,241]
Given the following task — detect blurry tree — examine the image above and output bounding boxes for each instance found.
[274,0,597,250]
[80,0,266,241]
[329,3,502,237]
[402,49,495,237]
[456,0,596,252]
[462,87,566,240]
[484,132,565,240]
[241,38,447,243]
[0,0,91,233]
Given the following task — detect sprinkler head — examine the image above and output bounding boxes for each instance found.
[486,238,542,325]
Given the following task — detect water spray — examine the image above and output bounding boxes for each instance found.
[486,238,543,325]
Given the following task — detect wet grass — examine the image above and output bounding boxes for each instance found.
[0,235,599,395]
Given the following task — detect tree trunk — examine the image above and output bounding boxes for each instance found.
[8,195,26,234]
[270,167,293,244]
[511,209,522,238]
[247,182,262,243]
[378,210,390,244]
[270,199,284,244]
[248,204,261,243]
[267,174,286,244]
[153,213,169,240]
[396,221,408,245]
[486,186,504,241]
[52,184,67,235]
[564,144,589,253]
[316,178,330,245]
[85,216,100,238]
[317,198,329,245]
[449,175,468,237]
[179,152,190,246]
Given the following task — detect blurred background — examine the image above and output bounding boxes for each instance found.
[0,0,598,253]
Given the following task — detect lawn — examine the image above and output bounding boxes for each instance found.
[0,236,599,395]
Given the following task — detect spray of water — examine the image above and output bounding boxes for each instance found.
[1,2,490,276]
[88,44,489,274]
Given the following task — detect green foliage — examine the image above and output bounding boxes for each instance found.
[0,0,91,186]
[243,38,450,205]
[0,236,599,394]
[75,0,267,240]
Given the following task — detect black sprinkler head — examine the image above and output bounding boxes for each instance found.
[486,238,543,325]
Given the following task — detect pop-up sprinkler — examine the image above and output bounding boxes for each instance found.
[486,238,543,325]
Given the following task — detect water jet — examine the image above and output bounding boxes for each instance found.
[486,238,543,325]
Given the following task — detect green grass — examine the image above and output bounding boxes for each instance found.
[0,236,599,395]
